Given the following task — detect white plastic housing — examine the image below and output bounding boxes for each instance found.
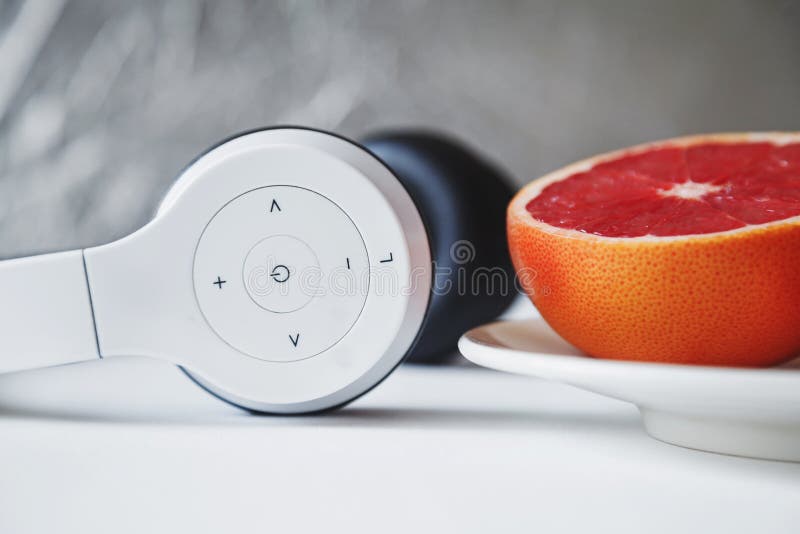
[0,250,99,374]
[82,128,432,413]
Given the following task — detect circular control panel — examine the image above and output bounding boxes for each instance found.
[194,185,369,362]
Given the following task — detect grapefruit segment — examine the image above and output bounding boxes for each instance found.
[509,133,800,367]
[685,142,773,183]
[593,146,689,183]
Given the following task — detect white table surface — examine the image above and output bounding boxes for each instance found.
[1,320,799,533]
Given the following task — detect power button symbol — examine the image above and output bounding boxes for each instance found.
[270,265,290,283]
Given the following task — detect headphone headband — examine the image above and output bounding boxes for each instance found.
[0,250,99,374]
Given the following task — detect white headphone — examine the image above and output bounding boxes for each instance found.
[0,126,515,414]
[1,127,432,413]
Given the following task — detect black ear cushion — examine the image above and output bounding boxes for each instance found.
[362,131,517,364]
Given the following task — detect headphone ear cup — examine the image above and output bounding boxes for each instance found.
[362,131,517,364]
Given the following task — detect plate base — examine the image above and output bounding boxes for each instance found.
[642,409,800,462]
[459,318,800,462]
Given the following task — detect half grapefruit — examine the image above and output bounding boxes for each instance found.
[508,133,800,367]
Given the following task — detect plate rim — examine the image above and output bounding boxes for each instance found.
[458,318,800,385]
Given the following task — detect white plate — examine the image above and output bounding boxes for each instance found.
[459,318,800,461]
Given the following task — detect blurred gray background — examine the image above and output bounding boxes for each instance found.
[1,0,799,258]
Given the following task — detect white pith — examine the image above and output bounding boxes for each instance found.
[659,180,722,200]
[511,132,800,243]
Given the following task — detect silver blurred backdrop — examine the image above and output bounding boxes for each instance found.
[0,0,799,258]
